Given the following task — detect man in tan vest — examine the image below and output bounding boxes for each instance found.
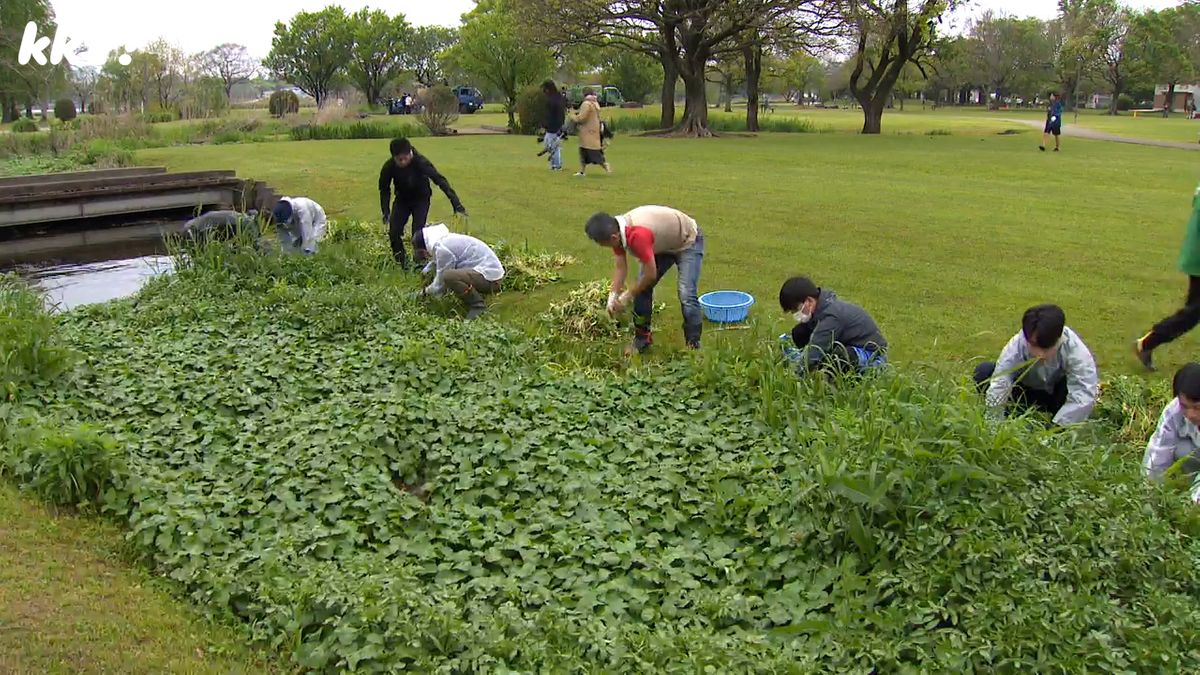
[585,205,706,354]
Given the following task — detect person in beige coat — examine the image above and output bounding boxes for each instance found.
[571,89,610,176]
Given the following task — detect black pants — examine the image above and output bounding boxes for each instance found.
[1142,275,1200,352]
[388,199,431,265]
[973,362,1068,417]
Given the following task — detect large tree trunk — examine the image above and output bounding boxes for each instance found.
[860,97,885,134]
[0,96,14,123]
[743,42,762,132]
[658,56,676,129]
[677,66,710,136]
[1163,82,1176,118]
[723,83,733,113]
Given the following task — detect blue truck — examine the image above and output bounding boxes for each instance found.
[454,86,484,114]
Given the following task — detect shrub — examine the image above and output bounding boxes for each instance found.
[141,111,177,124]
[289,121,428,141]
[2,421,124,509]
[269,90,300,117]
[53,117,81,131]
[417,85,460,136]
[11,117,38,133]
[54,98,77,121]
[78,114,152,143]
[1117,94,1134,112]
[516,85,549,135]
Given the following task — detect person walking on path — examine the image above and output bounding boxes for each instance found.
[416,224,505,321]
[571,89,610,177]
[271,197,326,255]
[1040,93,1064,152]
[540,81,567,172]
[379,138,467,268]
[585,205,704,354]
[1135,182,1200,371]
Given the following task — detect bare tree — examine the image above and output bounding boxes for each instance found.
[204,43,258,101]
[72,65,99,112]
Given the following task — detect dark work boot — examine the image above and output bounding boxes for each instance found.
[464,290,487,321]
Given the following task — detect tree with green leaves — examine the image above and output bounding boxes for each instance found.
[1092,2,1134,115]
[145,39,185,112]
[264,7,353,108]
[707,53,744,113]
[0,0,56,121]
[1050,0,1110,113]
[602,49,660,104]
[843,0,962,134]
[446,0,553,131]
[347,9,412,107]
[409,26,457,88]
[783,52,825,104]
[1128,4,1199,117]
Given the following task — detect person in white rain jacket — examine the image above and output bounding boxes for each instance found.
[973,304,1099,427]
[417,224,505,320]
[271,197,327,255]
[1143,363,1200,504]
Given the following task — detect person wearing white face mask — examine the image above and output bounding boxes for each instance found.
[777,276,888,376]
[973,304,1099,427]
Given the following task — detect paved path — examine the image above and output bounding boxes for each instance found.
[997,118,1200,151]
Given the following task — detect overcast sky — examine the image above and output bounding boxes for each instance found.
[46,0,1186,67]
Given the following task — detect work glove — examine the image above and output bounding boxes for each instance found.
[607,291,620,314]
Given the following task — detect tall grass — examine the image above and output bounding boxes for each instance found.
[289,121,429,141]
[0,276,75,397]
[605,114,825,135]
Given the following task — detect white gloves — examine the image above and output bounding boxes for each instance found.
[607,291,634,314]
[607,292,620,314]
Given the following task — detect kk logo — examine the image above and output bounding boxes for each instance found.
[17,21,127,66]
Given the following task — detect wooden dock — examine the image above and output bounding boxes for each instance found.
[0,167,279,232]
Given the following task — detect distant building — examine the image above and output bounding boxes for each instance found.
[1154,83,1197,111]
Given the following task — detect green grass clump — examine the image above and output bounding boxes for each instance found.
[8,234,1200,672]
[0,277,75,396]
[11,117,39,133]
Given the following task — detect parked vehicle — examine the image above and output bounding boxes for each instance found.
[566,85,625,109]
[454,86,485,114]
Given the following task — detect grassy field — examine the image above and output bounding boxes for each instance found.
[0,485,280,673]
[139,126,1199,378]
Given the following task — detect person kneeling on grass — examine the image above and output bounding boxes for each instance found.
[1142,364,1200,504]
[585,205,705,354]
[777,276,888,377]
[416,224,505,321]
[271,197,327,255]
[974,304,1099,427]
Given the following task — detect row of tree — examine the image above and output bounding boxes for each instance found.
[924,0,1200,116]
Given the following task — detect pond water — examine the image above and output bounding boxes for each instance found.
[2,237,175,312]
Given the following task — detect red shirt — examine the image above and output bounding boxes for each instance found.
[613,225,655,266]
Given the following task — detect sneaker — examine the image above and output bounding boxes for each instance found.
[1039,146,1046,151]
[574,172,585,177]
[603,164,612,174]
[1054,148,1059,152]
[1134,338,1155,371]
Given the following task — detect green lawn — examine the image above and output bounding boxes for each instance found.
[138,128,1200,379]
[0,485,281,673]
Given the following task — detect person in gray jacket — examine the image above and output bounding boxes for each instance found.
[778,276,888,376]
[182,209,259,243]
[973,304,1099,427]
[1142,363,1200,487]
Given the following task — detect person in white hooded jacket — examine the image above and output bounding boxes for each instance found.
[271,197,327,255]
[417,224,505,320]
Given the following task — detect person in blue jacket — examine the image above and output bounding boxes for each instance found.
[1040,93,1064,152]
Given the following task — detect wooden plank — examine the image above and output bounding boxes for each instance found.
[0,188,235,227]
[0,176,243,205]
[0,167,167,188]
[0,170,238,200]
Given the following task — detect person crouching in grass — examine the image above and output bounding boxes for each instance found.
[777,276,888,378]
[973,304,1099,427]
[415,224,505,321]
[1142,363,1200,505]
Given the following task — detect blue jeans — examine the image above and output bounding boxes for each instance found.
[544,132,562,170]
[633,229,705,347]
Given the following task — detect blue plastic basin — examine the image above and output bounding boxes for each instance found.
[699,290,755,324]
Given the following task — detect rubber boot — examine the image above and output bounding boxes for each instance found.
[464,289,487,321]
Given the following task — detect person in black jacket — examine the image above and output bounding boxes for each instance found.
[778,276,888,377]
[379,138,467,267]
[539,80,567,171]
